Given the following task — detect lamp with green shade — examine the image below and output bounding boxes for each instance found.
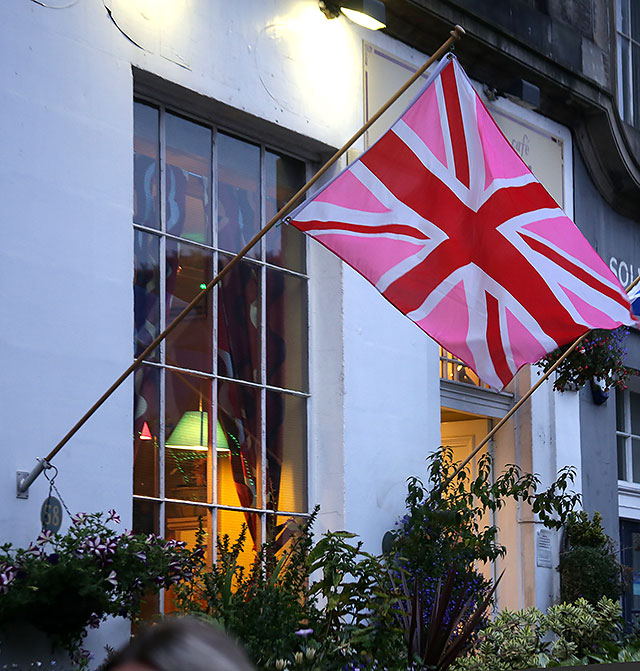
[165,410,230,453]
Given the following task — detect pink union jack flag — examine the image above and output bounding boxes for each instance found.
[288,55,635,389]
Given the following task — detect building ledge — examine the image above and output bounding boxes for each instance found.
[440,379,514,419]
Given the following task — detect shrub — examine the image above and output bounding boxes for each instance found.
[559,510,622,604]
[388,447,580,646]
[452,596,623,671]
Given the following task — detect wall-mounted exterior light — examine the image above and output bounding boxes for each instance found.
[319,0,386,30]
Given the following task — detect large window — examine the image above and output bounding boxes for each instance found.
[617,388,640,483]
[132,101,309,599]
[617,0,640,128]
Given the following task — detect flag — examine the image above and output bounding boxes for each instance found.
[288,55,635,389]
[628,284,640,318]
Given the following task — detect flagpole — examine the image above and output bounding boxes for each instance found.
[16,25,466,495]
[434,275,639,498]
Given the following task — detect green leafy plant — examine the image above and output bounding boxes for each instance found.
[537,326,636,392]
[388,448,579,643]
[559,510,622,604]
[452,596,624,671]
[307,530,402,670]
[175,511,322,671]
[0,511,200,667]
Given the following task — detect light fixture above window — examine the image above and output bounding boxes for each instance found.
[319,0,386,30]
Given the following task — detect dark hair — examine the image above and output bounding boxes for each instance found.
[103,616,254,671]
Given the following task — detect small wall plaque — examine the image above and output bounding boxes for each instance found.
[40,496,63,533]
[536,528,553,568]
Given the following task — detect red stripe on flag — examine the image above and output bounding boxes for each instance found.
[291,219,430,240]
[485,293,512,386]
[523,235,626,307]
[441,61,470,189]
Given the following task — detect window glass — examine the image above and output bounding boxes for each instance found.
[633,438,640,484]
[267,391,307,513]
[217,133,261,258]
[165,371,212,504]
[166,114,211,244]
[630,392,640,435]
[217,255,261,383]
[134,230,160,360]
[134,365,160,497]
[618,435,627,480]
[633,43,640,126]
[165,239,213,373]
[134,103,159,229]
[265,151,306,272]
[267,269,308,392]
[217,380,261,510]
[617,388,626,431]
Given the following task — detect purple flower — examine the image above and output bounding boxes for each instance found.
[88,612,101,629]
[135,551,147,562]
[35,530,53,547]
[106,509,121,524]
[25,543,43,557]
[84,536,107,559]
[295,628,314,637]
[71,512,88,525]
[105,570,118,587]
[0,568,17,593]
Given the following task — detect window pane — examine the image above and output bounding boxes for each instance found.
[218,254,261,383]
[165,239,213,373]
[217,133,261,258]
[620,37,633,123]
[617,388,626,431]
[165,114,211,244]
[631,392,640,435]
[134,230,161,360]
[133,498,160,536]
[633,438,640,483]
[165,371,212,503]
[217,509,261,566]
[165,503,212,613]
[633,43,640,127]
[218,380,261,510]
[132,498,160,621]
[631,0,640,41]
[265,151,306,272]
[621,0,630,33]
[134,102,159,229]
[267,269,308,392]
[619,435,628,480]
[134,365,160,497]
[266,514,308,558]
[267,391,307,513]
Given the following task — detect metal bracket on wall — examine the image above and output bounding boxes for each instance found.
[16,471,30,499]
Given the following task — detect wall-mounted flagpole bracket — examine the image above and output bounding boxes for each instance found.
[16,458,50,499]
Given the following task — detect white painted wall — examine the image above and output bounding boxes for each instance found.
[0,0,446,664]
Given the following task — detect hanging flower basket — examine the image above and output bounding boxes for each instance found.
[0,511,202,667]
[537,327,637,393]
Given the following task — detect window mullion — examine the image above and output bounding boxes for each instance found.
[260,144,268,543]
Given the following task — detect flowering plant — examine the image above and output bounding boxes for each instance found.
[0,511,201,666]
[537,327,636,392]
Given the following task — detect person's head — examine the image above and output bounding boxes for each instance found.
[103,616,254,671]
